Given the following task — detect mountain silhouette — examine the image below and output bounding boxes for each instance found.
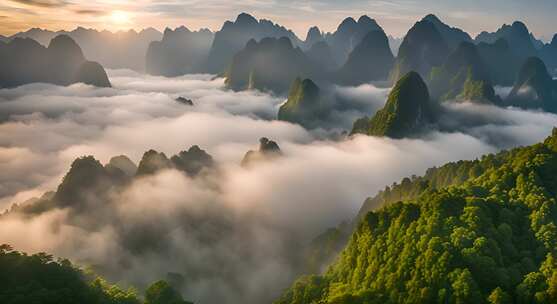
[506,57,557,112]
[429,42,499,104]
[205,13,302,73]
[9,27,162,71]
[336,30,394,86]
[146,26,214,76]
[421,14,472,50]
[476,21,538,59]
[224,37,315,94]
[0,35,111,88]
[278,78,329,129]
[324,16,384,66]
[391,20,449,82]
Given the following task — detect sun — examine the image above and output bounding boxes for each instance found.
[110,11,131,24]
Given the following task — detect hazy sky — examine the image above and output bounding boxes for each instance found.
[1,0,556,40]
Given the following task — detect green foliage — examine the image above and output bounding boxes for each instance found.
[278,78,328,129]
[145,281,192,304]
[391,20,449,82]
[0,244,140,304]
[277,129,557,304]
[459,75,498,104]
[428,42,499,104]
[224,37,314,94]
[351,71,433,138]
[506,57,557,113]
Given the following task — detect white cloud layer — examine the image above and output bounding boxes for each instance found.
[1,70,556,303]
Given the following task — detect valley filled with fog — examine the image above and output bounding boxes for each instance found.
[1,69,557,303]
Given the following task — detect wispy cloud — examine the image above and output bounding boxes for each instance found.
[8,0,67,8]
[74,9,106,16]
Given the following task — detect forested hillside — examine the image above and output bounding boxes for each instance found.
[276,129,557,304]
[0,245,192,304]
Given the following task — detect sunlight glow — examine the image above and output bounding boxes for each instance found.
[110,11,131,24]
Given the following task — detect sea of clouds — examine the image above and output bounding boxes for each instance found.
[1,70,557,303]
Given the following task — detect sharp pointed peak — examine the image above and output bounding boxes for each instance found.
[338,17,357,27]
[422,14,442,23]
[235,12,258,25]
[357,15,374,23]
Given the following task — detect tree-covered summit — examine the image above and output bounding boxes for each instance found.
[276,128,557,304]
[351,71,434,138]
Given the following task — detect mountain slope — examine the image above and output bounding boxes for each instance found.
[429,42,499,104]
[224,37,314,94]
[0,245,192,304]
[477,38,521,86]
[324,16,384,66]
[475,21,538,59]
[205,13,301,73]
[540,35,557,76]
[351,72,434,138]
[506,57,557,112]
[336,30,394,86]
[278,78,328,128]
[9,27,162,71]
[276,128,557,304]
[0,35,111,88]
[422,14,472,50]
[391,20,449,81]
[146,26,213,76]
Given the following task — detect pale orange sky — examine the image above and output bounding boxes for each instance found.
[1,0,556,41]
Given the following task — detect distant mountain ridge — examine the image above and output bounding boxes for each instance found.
[475,21,538,59]
[391,20,450,81]
[146,26,214,76]
[8,27,162,71]
[336,30,394,86]
[429,41,499,104]
[0,34,111,88]
[224,37,316,94]
[205,13,303,74]
[323,16,384,66]
[506,57,557,112]
[422,14,472,50]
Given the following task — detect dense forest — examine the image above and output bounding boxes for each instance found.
[276,129,557,304]
[0,245,192,304]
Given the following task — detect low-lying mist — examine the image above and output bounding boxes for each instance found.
[1,70,556,303]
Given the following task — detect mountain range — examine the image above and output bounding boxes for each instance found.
[146,26,214,76]
[8,27,162,72]
[0,35,111,88]
[4,13,557,92]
